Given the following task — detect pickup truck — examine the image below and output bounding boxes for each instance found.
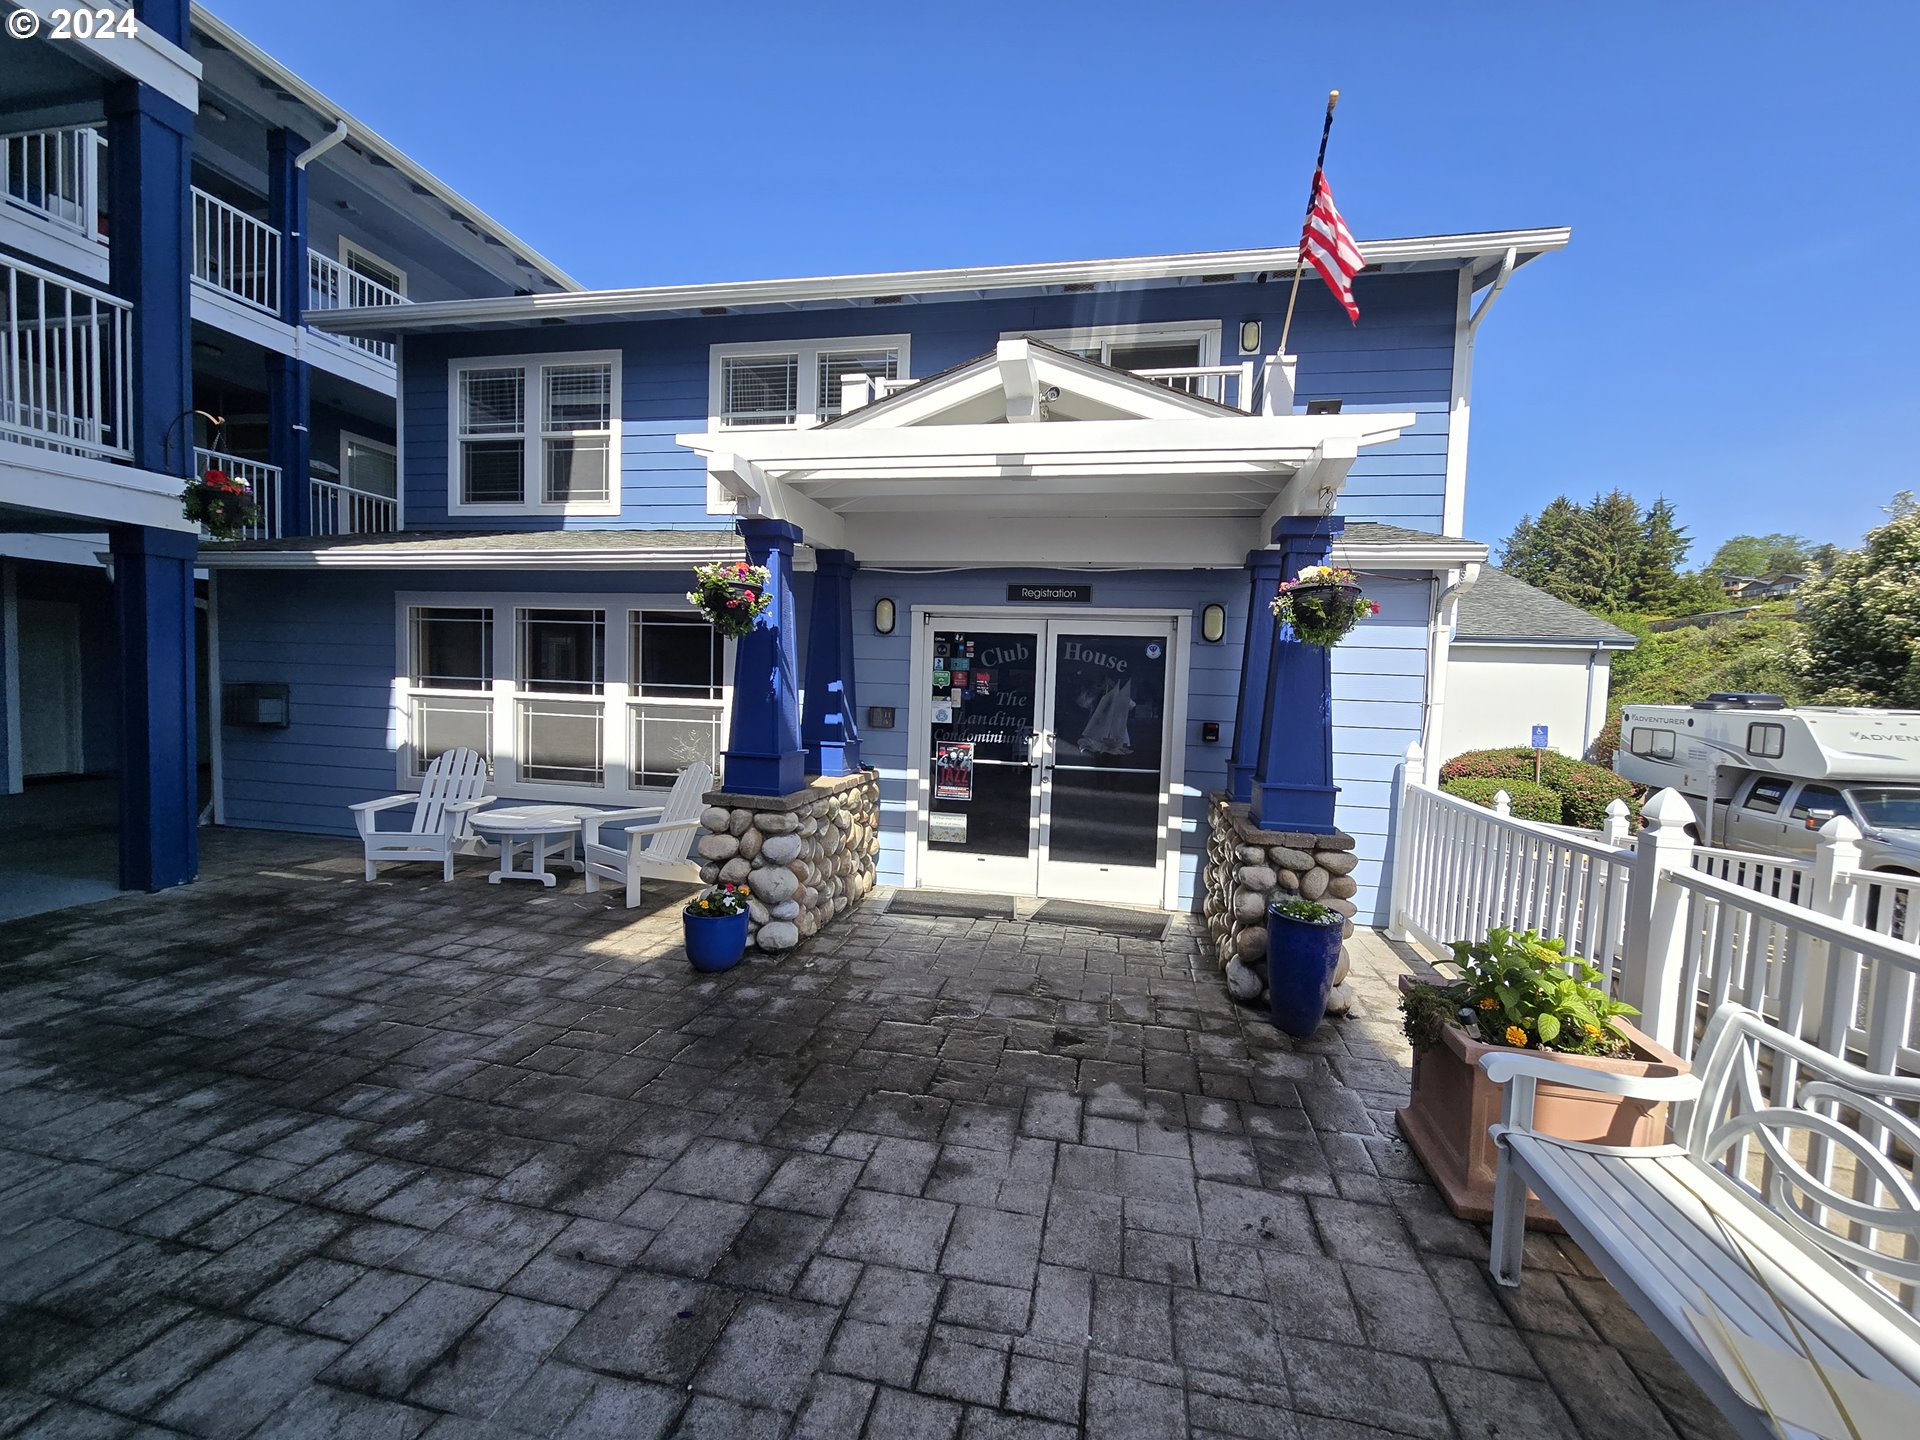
[1704,773,1920,877]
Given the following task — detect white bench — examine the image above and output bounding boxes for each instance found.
[1483,1004,1920,1440]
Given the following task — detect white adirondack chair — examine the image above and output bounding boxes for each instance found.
[580,762,712,908]
[349,747,494,882]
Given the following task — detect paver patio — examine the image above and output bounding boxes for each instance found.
[0,835,1737,1439]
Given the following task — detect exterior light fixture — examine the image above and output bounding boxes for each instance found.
[874,597,896,635]
[1201,603,1227,643]
[1239,320,1262,354]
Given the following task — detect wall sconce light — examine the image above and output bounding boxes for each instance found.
[1239,320,1262,354]
[1201,603,1227,643]
[874,597,896,635]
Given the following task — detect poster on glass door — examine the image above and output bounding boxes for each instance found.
[933,741,974,801]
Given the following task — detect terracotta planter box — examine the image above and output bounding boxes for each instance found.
[1393,976,1688,1229]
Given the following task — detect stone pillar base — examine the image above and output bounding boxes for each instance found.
[1202,791,1361,1016]
[696,771,880,953]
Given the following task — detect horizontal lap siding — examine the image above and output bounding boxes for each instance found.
[399,269,1459,535]
[215,569,698,837]
[1331,578,1430,925]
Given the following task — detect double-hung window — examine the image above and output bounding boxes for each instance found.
[711,336,910,429]
[514,607,606,785]
[452,351,620,514]
[629,611,726,786]
[407,607,493,775]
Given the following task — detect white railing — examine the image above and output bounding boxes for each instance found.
[311,477,398,536]
[1392,771,1636,983]
[1389,745,1920,1077]
[1,126,106,243]
[191,187,281,316]
[193,447,281,541]
[305,251,405,362]
[1132,362,1258,412]
[1,252,133,459]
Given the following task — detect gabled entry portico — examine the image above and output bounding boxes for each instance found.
[677,341,1415,935]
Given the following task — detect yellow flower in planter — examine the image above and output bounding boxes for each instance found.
[1504,1025,1529,1047]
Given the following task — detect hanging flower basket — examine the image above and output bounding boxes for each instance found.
[688,560,773,638]
[184,468,258,541]
[1270,565,1379,647]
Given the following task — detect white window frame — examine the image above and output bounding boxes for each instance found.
[447,351,622,517]
[395,591,732,804]
[339,430,398,500]
[1004,320,1222,368]
[707,334,912,433]
[340,236,408,298]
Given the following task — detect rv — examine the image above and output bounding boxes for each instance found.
[1613,694,1920,872]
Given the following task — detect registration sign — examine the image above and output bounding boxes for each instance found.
[1006,583,1092,604]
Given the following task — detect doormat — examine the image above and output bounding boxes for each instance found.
[1030,900,1171,941]
[885,890,1018,921]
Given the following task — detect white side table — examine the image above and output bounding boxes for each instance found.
[471,804,603,887]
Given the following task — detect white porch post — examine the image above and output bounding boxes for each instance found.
[1385,741,1425,942]
[1618,788,1696,1053]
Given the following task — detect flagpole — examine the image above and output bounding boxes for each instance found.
[1277,89,1340,358]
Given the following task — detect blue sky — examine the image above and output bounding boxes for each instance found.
[210,0,1919,564]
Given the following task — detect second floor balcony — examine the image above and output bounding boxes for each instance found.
[1,250,132,463]
[193,446,400,541]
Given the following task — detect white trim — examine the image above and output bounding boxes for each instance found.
[306,227,1570,335]
[395,334,407,528]
[207,570,223,824]
[339,237,407,298]
[393,590,733,806]
[1007,320,1222,368]
[706,333,913,432]
[1443,266,1471,537]
[905,603,1191,911]
[0,205,110,287]
[199,540,743,571]
[446,349,622,518]
[7,3,201,113]
[0,445,193,533]
[1452,636,1636,652]
[2,560,21,795]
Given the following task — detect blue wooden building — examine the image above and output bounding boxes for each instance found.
[202,228,1570,924]
[0,2,573,910]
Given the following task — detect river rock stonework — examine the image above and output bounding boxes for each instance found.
[696,771,879,952]
[1202,791,1360,1016]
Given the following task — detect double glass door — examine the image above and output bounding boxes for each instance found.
[920,616,1175,904]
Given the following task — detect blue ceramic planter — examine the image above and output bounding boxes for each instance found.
[1265,902,1343,1036]
[684,909,749,972]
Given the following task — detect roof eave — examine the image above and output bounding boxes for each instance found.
[1453,634,1637,649]
[199,541,745,571]
[306,227,1572,336]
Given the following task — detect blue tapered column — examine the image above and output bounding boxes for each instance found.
[112,526,198,891]
[1228,548,1288,803]
[1249,516,1345,833]
[722,519,806,795]
[105,81,193,477]
[801,548,862,777]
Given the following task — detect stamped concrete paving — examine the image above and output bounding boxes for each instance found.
[0,836,1736,1440]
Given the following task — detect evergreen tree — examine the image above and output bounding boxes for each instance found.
[1587,489,1647,610]
[1633,498,1692,610]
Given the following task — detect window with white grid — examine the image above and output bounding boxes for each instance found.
[629,610,726,787]
[710,336,910,430]
[449,352,621,514]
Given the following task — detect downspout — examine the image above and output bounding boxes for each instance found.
[1421,561,1481,764]
[1467,247,1518,339]
[1581,646,1601,759]
[294,120,349,170]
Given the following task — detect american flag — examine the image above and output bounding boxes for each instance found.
[1301,172,1365,323]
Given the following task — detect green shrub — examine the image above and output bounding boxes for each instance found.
[1439,747,1635,829]
[1400,928,1638,1057]
[1442,776,1563,824]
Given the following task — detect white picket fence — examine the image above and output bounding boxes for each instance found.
[1388,743,1920,1076]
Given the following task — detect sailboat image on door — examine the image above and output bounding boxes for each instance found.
[1076,677,1135,758]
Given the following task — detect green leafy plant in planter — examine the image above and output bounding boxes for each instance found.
[1269,565,1379,647]
[1401,927,1638,1058]
[1271,898,1340,926]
